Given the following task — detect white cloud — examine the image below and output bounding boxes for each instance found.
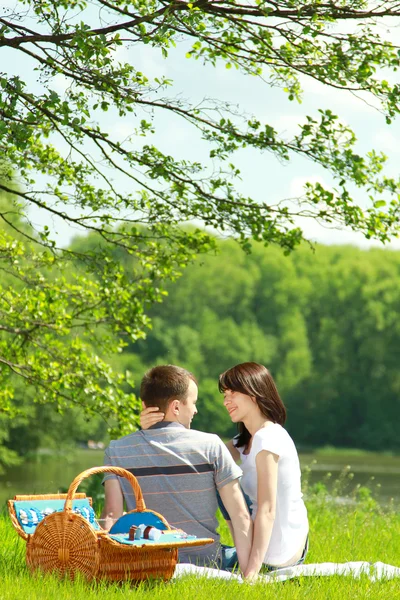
[52,74,70,94]
[300,75,381,115]
[272,114,308,137]
[373,130,400,154]
[110,44,131,64]
[132,46,167,80]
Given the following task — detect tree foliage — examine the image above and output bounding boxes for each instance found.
[1,1,400,436]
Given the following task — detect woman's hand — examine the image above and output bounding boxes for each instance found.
[140,405,164,430]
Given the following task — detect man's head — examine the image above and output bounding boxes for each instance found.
[140,365,198,428]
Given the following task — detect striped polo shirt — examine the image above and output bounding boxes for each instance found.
[103,422,242,565]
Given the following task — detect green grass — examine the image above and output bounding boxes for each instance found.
[313,445,377,457]
[2,476,400,599]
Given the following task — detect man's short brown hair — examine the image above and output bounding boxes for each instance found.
[140,365,197,413]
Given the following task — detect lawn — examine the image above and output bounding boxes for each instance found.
[1,477,400,599]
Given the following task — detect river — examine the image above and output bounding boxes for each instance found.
[1,449,399,508]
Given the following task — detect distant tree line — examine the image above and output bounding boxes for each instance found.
[128,240,400,451]
[2,230,400,469]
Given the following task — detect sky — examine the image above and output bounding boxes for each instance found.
[3,1,400,250]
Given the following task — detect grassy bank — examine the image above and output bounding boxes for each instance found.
[1,481,400,599]
[311,446,398,458]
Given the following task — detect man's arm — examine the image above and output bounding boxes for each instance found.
[219,479,252,573]
[100,479,124,527]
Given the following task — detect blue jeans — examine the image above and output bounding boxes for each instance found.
[220,544,239,571]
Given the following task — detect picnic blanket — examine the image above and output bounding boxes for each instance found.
[174,561,400,583]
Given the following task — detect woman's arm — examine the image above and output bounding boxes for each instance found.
[226,439,241,463]
[139,405,164,429]
[243,450,278,579]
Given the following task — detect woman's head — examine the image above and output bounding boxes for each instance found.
[219,362,286,446]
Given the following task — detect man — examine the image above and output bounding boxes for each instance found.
[102,364,252,570]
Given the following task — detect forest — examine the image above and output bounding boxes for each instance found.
[3,216,400,462]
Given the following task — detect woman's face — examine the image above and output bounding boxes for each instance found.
[223,388,256,422]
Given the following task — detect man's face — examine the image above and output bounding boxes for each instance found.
[178,379,198,429]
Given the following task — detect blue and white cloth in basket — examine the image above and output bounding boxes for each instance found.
[15,499,99,535]
[18,505,96,527]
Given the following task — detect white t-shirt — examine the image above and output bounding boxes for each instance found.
[238,423,309,565]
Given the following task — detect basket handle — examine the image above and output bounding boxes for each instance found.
[64,466,146,513]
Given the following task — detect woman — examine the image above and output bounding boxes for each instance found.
[218,362,308,578]
[140,362,308,578]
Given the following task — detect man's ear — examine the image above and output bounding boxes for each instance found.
[171,399,180,415]
[141,401,146,409]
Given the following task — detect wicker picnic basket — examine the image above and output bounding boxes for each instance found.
[8,466,213,582]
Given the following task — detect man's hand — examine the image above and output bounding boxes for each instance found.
[140,405,164,430]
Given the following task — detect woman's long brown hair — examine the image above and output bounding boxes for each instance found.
[219,362,286,449]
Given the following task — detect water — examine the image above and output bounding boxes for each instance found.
[1,450,399,509]
[0,449,105,509]
[300,453,400,505]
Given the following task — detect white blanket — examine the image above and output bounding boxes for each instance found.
[174,561,400,583]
